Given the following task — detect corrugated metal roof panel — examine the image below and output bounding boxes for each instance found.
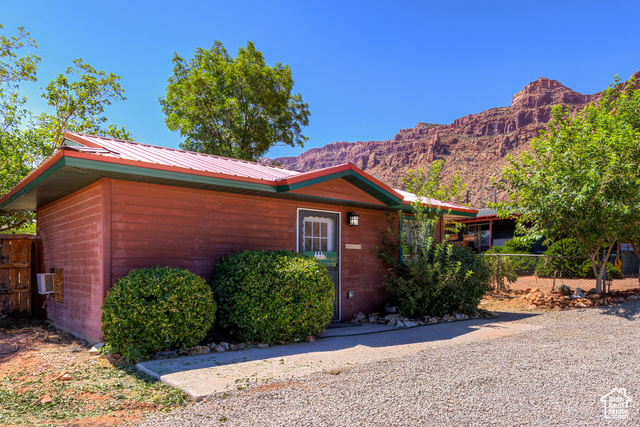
[393,188,473,212]
[58,133,475,215]
[63,133,300,181]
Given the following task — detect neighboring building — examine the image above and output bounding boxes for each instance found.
[453,209,548,253]
[451,209,517,253]
[0,132,477,343]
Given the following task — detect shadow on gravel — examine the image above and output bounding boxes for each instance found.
[594,302,640,321]
[139,312,541,379]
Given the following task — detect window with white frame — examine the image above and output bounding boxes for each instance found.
[303,217,335,252]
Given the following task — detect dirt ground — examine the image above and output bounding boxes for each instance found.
[506,275,640,293]
[0,318,187,426]
[2,284,633,425]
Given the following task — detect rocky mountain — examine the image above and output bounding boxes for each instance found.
[267,74,635,208]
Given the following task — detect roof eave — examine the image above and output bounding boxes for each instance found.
[276,163,404,207]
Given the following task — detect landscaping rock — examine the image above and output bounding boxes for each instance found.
[355,312,366,320]
[189,346,210,356]
[88,343,104,355]
[516,288,640,312]
[258,343,269,348]
[155,350,176,359]
[306,336,316,343]
[32,394,53,405]
[396,321,406,328]
[387,319,397,327]
[404,321,417,328]
[428,317,440,323]
[219,342,230,351]
[235,343,245,350]
[56,372,72,381]
[212,345,226,353]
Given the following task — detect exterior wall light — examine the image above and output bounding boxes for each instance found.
[347,290,355,299]
[348,212,359,226]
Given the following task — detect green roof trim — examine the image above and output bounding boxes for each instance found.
[65,157,279,193]
[0,157,67,210]
[60,138,84,147]
[276,169,403,207]
[1,153,477,219]
[391,204,477,217]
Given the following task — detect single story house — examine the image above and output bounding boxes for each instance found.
[0,132,477,343]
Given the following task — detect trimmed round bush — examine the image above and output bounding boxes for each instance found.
[102,267,216,360]
[211,249,334,343]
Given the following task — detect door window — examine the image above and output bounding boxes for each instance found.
[303,217,335,252]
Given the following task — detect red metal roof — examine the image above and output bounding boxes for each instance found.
[61,132,474,213]
[0,132,476,216]
[394,189,477,214]
[63,132,300,182]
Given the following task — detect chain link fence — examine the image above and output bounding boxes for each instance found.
[482,253,640,293]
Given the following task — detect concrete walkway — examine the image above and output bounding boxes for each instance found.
[137,316,538,400]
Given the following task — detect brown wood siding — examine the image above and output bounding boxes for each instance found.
[109,179,392,320]
[110,180,295,283]
[340,209,393,317]
[37,181,104,342]
[289,178,387,206]
[33,175,455,340]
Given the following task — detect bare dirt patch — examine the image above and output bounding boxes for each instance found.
[0,318,188,426]
[479,293,533,313]
[506,275,640,293]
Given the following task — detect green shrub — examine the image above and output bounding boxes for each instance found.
[535,238,585,278]
[503,236,534,253]
[578,259,624,280]
[384,244,490,318]
[485,237,538,276]
[482,253,518,291]
[211,249,334,343]
[102,267,216,360]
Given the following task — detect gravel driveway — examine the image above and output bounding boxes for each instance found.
[139,303,640,426]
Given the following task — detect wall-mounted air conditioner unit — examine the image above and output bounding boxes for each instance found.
[37,273,55,294]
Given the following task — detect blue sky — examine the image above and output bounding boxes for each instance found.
[4,1,640,158]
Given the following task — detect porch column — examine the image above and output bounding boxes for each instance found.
[489,219,493,249]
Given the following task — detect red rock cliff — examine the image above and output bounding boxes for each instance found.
[267,74,638,207]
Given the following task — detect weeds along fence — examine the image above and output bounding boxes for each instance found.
[481,253,640,293]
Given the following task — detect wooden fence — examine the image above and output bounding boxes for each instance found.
[0,235,36,317]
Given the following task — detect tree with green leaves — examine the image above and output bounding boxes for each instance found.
[0,24,131,232]
[38,58,131,143]
[378,161,489,317]
[402,159,467,241]
[160,41,310,161]
[495,76,640,294]
[1,24,43,232]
